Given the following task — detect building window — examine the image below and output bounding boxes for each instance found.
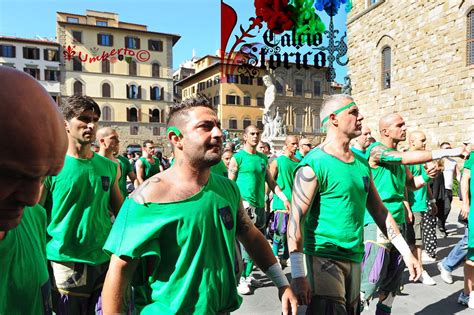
[468,9,473,65]
[206,79,212,88]
[96,20,108,26]
[257,96,264,106]
[23,47,39,60]
[44,49,59,61]
[257,77,264,85]
[382,46,391,89]
[44,69,60,81]
[227,74,238,84]
[97,34,113,46]
[197,82,206,91]
[229,118,238,129]
[73,57,82,71]
[150,86,163,101]
[240,76,252,85]
[102,106,112,121]
[295,79,303,96]
[152,63,160,78]
[243,119,251,129]
[257,119,263,130]
[127,108,138,122]
[149,40,163,51]
[102,60,110,73]
[72,31,82,43]
[127,84,141,99]
[130,126,139,135]
[102,83,111,97]
[24,67,40,80]
[153,127,160,136]
[214,76,220,85]
[213,94,220,105]
[243,95,251,106]
[67,17,79,23]
[313,114,321,132]
[125,37,140,49]
[294,114,303,132]
[73,81,83,95]
[150,109,160,122]
[276,80,284,94]
[129,61,137,76]
[313,81,321,96]
[226,95,240,105]
[0,45,15,58]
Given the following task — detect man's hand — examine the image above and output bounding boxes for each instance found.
[430,203,438,216]
[278,285,298,315]
[283,199,291,212]
[290,277,312,306]
[406,210,414,224]
[403,253,422,282]
[424,162,439,179]
[461,203,470,220]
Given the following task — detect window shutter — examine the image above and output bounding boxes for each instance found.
[23,47,27,58]
[43,49,48,60]
[124,37,128,48]
[150,86,153,100]
[126,84,130,99]
[126,108,130,121]
[160,87,164,101]
[110,35,114,46]
[237,96,241,105]
[137,85,142,99]
[138,108,141,122]
[136,38,141,49]
[97,34,101,45]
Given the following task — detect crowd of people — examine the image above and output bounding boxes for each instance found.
[1,65,473,315]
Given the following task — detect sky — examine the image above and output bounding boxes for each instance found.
[0,0,347,82]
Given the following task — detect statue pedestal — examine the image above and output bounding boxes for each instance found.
[265,136,286,154]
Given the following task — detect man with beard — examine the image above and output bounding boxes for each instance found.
[136,140,163,185]
[351,125,374,159]
[288,95,421,314]
[0,67,67,314]
[41,95,123,313]
[102,96,297,314]
[228,125,291,295]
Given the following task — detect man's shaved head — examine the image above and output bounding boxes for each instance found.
[285,135,298,145]
[378,113,407,143]
[379,113,402,131]
[96,127,115,140]
[0,67,67,230]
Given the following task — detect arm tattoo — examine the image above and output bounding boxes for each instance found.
[387,225,398,240]
[288,168,316,241]
[369,145,385,163]
[229,167,238,175]
[132,177,160,205]
[236,205,253,235]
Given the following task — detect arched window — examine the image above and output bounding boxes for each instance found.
[229,118,237,129]
[150,86,163,101]
[243,118,252,129]
[128,107,138,122]
[102,59,110,73]
[243,94,251,106]
[149,109,160,122]
[382,46,391,89]
[152,63,160,78]
[468,9,473,65]
[129,60,137,76]
[127,84,141,99]
[102,83,111,97]
[73,57,82,71]
[102,106,112,121]
[73,80,83,95]
[256,119,263,130]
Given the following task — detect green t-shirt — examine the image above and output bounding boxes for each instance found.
[139,157,161,180]
[295,151,303,160]
[210,159,228,177]
[0,205,51,314]
[297,148,371,263]
[233,150,268,208]
[464,155,474,249]
[365,142,407,225]
[117,155,133,197]
[272,155,299,211]
[103,173,242,314]
[407,163,428,212]
[351,146,367,160]
[44,153,117,265]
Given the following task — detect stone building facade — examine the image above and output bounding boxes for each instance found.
[347,0,473,147]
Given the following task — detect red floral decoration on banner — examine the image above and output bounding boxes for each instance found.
[254,0,294,34]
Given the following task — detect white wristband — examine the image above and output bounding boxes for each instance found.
[265,263,290,288]
[391,234,412,257]
[290,252,305,278]
[432,148,463,160]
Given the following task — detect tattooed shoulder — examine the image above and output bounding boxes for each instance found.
[236,205,253,235]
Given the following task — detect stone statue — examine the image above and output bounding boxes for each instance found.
[263,75,276,116]
[342,75,352,95]
[262,75,286,142]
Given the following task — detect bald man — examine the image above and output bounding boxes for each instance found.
[287,95,420,314]
[295,137,312,160]
[269,135,299,268]
[0,67,67,314]
[351,125,373,159]
[41,95,123,313]
[360,114,466,313]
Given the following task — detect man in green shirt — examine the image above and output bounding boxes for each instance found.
[405,130,437,285]
[269,135,300,268]
[136,140,163,185]
[360,113,467,313]
[97,127,137,197]
[350,125,373,159]
[294,137,312,160]
[288,95,421,314]
[460,144,474,308]
[41,95,123,314]
[102,95,297,314]
[228,125,290,295]
[0,67,68,314]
